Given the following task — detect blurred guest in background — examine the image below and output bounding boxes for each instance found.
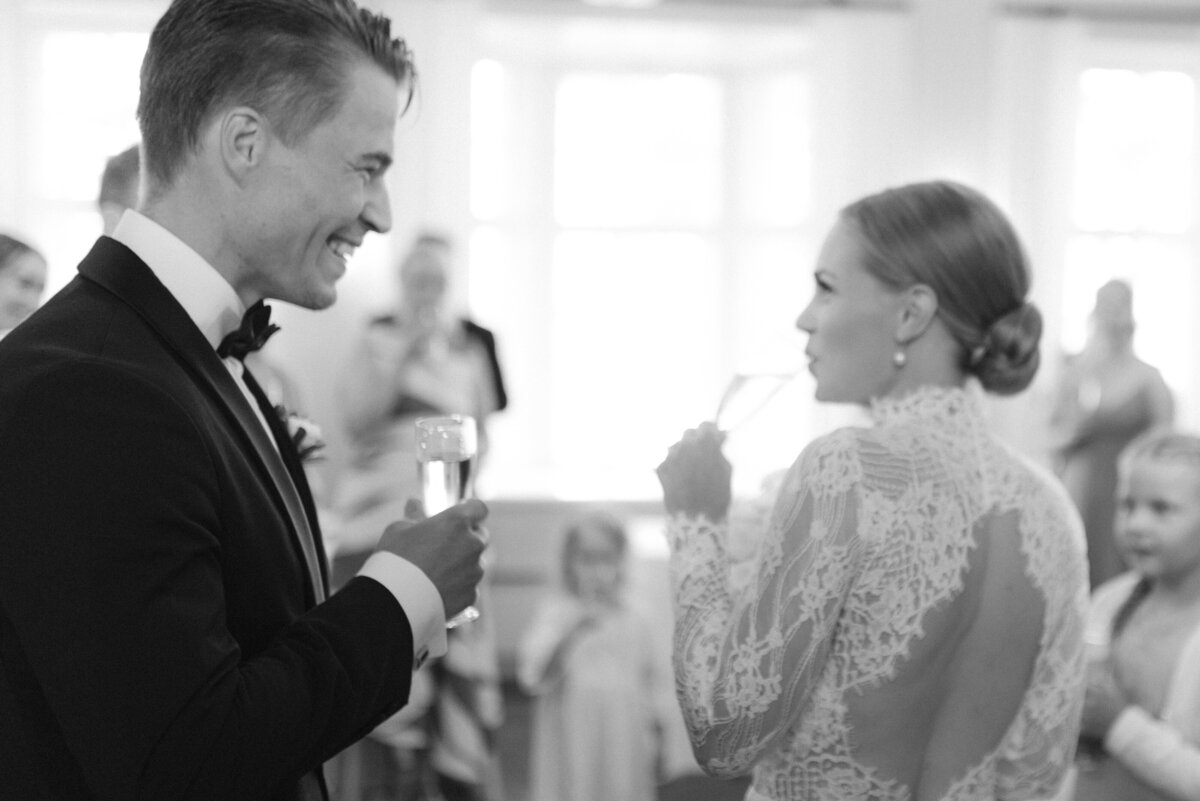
[517,511,670,801]
[98,143,140,236]
[329,231,507,801]
[658,180,1088,801]
[0,233,47,339]
[331,232,506,555]
[1064,430,1200,801]
[1050,279,1174,589]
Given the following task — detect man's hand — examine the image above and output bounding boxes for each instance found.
[377,498,489,621]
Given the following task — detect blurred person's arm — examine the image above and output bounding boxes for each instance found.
[337,322,414,440]
[1146,364,1175,428]
[1104,707,1200,800]
[1046,354,1089,453]
[516,595,595,694]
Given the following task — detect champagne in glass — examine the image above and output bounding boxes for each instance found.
[415,414,480,627]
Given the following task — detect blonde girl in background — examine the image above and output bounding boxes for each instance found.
[1068,429,1200,801]
[517,511,671,801]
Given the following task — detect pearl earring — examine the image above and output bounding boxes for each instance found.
[892,350,907,368]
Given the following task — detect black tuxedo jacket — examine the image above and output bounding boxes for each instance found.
[0,238,415,800]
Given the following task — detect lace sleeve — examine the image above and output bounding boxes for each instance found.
[667,431,866,776]
[996,467,1090,800]
[994,603,1086,800]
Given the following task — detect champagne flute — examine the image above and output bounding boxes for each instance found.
[415,414,480,628]
[714,371,799,432]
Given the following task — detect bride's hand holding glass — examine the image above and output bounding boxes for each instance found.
[656,422,733,520]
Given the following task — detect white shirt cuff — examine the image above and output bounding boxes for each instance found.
[357,551,448,667]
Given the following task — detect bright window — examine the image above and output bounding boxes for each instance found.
[34,31,147,204]
[554,72,723,227]
[24,27,149,297]
[469,17,814,501]
[549,230,722,498]
[1073,69,1193,235]
[1062,67,1196,408]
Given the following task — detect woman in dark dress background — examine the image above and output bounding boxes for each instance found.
[1050,279,1174,588]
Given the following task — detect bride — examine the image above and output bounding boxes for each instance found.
[657,180,1088,801]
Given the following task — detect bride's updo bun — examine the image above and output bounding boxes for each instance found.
[972,302,1042,396]
[841,180,1042,395]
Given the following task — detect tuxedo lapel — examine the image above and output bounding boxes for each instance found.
[77,237,327,604]
[242,367,330,598]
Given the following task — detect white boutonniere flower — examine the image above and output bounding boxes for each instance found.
[275,405,326,463]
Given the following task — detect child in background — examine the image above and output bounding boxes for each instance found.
[0,234,47,339]
[517,511,669,801]
[1070,429,1200,800]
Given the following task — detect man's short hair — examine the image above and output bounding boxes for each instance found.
[137,0,415,190]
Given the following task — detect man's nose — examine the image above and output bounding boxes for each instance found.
[363,179,392,234]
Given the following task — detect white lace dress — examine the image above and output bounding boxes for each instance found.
[667,386,1089,801]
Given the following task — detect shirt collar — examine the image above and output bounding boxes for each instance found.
[110,209,245,352]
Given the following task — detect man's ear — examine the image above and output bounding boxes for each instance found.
[896,283,938,344]
[218,107,268,183]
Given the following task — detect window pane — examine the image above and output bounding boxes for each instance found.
[738,72,812,226]
[1073,69,1194,233]
[549,231,721,498]
[554,72,723,227]
[723,234,814,494]
[471,59,512,222]
[467,226,549,498]
[729,233,811,372]
[1062,234,1192,396]
[34,31,147,203]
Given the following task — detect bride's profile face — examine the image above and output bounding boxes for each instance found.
[795,220,905,404]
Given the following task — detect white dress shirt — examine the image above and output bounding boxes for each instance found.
[112,210,447,664]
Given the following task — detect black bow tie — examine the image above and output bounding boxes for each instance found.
[218,301,280,361]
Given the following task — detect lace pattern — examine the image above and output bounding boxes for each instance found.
[667,386,1088,801]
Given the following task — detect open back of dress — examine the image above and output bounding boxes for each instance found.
[667,386,1089,801]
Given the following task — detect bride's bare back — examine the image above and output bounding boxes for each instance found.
[667,387,1088,801]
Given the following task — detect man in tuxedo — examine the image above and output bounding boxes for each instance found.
[0,1,487,799]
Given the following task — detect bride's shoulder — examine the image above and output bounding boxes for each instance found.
[791,427,871,487]
[800,426,869,459]
[800,422,918,465]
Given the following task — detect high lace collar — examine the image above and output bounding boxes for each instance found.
[868,383,985,432]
